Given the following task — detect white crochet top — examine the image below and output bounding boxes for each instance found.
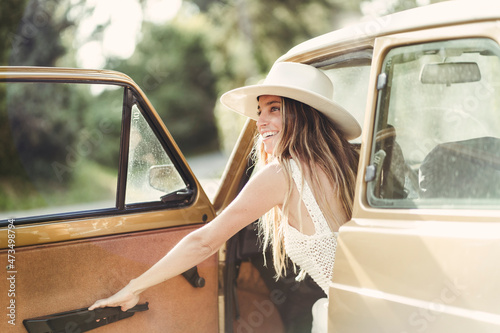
[284,160,338,297]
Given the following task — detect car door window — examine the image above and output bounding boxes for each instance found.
[368,38,500,209]
[126,104,186,204]
[0,82,122,220]
[321,54,371,144]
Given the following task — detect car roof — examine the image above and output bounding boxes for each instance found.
[278,0,500,63]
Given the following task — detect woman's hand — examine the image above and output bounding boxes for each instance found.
[88,283,140,312]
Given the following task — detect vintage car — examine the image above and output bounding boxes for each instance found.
[1,0,500,332]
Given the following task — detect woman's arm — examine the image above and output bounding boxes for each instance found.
[89,162,286,311]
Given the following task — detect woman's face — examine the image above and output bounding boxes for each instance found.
[256,95,283,155]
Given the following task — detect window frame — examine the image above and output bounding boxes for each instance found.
[123,89,198,210]
[0,78,198,227]
[361,22,500,215]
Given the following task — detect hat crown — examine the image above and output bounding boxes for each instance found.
[263,63,334,101]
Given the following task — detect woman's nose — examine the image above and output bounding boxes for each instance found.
[256,113,267,127]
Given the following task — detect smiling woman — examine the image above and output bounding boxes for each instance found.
[88,62,360,333]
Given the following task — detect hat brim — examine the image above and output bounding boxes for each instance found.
[221,84,362,140]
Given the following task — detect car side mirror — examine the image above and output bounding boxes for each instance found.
[148,165,185,193]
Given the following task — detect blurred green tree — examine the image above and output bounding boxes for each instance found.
[0,0,29,181]
[0,0,28,66]
[0,0,86,180]
[112,21,220,155]
[205,0,356,84]
[7,0,75,66]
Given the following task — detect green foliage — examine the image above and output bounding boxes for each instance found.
[5,0,72,66]
[6,82,81,181]
[0,86,27,179]
[0,159,117,212]
[0,0,83,181]
[205,0,352,79]
[0,82,123,213]
[82,87,123,169]
[113,22,220,155]
[0,0,29,65]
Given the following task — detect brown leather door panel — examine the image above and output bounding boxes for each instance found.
[0,224,218,333]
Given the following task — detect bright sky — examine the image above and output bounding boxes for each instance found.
[75,0,182,68]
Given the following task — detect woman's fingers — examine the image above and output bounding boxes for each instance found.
[120,298,139,311]
[88,290,139,311]
[88,299,110,311]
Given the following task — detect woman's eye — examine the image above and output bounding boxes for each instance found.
[271,107,280,112]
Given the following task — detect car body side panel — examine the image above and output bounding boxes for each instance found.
[329,219,500,332]
[328,19,500,333]
[1,224,218,332]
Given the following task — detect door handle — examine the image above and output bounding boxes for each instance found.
[182,266,205,288]
[23,302,149,333]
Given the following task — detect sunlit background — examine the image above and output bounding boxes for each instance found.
[0,0,448,200]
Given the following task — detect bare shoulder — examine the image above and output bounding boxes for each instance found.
[232,162,287,209]
[257,161,283,176]
[251,162,286,188]
[200,162,288,250]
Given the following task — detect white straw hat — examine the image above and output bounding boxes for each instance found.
[220,62,361,140]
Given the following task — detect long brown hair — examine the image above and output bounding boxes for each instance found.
[257,97,359,278]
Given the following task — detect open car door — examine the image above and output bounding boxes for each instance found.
[0,67,218,332]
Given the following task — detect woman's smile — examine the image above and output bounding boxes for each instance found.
[261,131,279,139]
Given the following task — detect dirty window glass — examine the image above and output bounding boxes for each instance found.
[126,104,186,204]
[0,82,122,220]
[368,38,500,209]
[322,59,371,143]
